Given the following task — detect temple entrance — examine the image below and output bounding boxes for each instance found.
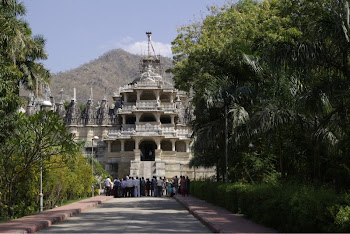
[140,140,156,161]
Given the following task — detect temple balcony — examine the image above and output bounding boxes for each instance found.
[159,102,175,110]
[136,100,157,109]
[120,101,175,111]
[175,128,191,137]
[136,122,160,132]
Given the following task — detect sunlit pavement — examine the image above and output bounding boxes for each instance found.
[39,196,210,233]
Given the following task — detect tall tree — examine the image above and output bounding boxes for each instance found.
[172,0,350,187]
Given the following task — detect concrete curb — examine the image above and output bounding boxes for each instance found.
[0,195,113,233]
[174,195,276,233]
[174,195,220,233]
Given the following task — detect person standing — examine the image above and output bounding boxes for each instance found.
[121,178,127,197]
[105,176,111,196]
[134,177,140,197]
[156,177,163,197]
[114,178,121,198]
[186,176,190,196]
[126,176,133,197]
[174,176,178,194]
[141,177,146,196]
[146,178,151,196]
[180,176,187,196]
[167,180,173,197]
[152,176,158,197]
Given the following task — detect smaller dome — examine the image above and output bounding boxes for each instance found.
[41,100,52,107]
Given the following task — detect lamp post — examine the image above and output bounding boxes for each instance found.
[91,136,99,197]
[39,100,52,212]
[215,100,229,183]
[224,104,228,184]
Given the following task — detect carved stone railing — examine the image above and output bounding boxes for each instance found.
[161,126,175,135]
[65,117,119,126]
[176,128,192,137]
[136,101,158,109]
[121,84,134,90]
[136,123,160,132]
[119,103,136,111]
[160,102,175,110]
[134,80,161,88]
[122,124,136,131]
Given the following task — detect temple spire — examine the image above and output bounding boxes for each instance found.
[89,86,93,101]
[59,88,64,104]
[146,32,157,58]
[73,87,76,102]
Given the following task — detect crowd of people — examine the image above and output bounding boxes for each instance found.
[104,175,190,198]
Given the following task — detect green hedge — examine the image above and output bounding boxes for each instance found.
[190,181,350,232]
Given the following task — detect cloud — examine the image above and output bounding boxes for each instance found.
[124,41,172,58]
[98,37,172,58]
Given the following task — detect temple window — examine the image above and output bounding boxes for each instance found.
[140,91,156,100]
[160,93,170,102]
[176,141,186,152]
[111,141,121,152]
[126,115,136,124]
[125,140,135,151]
[128,92,137,102]
[161,140,172,151]
[160,115,171,124]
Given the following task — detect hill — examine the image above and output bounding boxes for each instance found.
[50,49,173,103]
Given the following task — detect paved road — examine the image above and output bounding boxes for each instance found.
[39,197,210,233]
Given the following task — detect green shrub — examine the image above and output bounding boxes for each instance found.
[190,181,350,232]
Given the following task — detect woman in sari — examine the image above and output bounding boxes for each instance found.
[180,176,187,196]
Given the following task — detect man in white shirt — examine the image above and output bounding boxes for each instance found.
[134,177,140,197]
[105,176,111,196]
[156,177,163,197]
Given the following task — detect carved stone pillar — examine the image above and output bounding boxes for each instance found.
[155,138,161,150]
[136,90,141,101]
[122,116,126,125]
[171,139,176,152]
[185,141,190,153]
[170,94,174,103]
[155,113,160,123]
[124,93,128,103]
[154,90,160,103]
[107,141,111,153]
[171,116,175,125]
[120,140,125,152]
[135,138,140,150]
[135,113,141,123]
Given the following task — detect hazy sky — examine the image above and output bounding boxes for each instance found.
[21,0,231,74]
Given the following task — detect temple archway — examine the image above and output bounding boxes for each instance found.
[140,140,156,161]
[140,113,156,122]
[160,93,170,102]
[160,115,171,124]
[128,92,137,102]
[126,115,136,124]
[140,91,156,100]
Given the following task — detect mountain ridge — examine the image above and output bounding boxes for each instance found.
[50,49,173,104]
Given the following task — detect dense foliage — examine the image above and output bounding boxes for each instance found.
[191,181,350,232]
[0,0,104,221]
[172,0,350,189]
